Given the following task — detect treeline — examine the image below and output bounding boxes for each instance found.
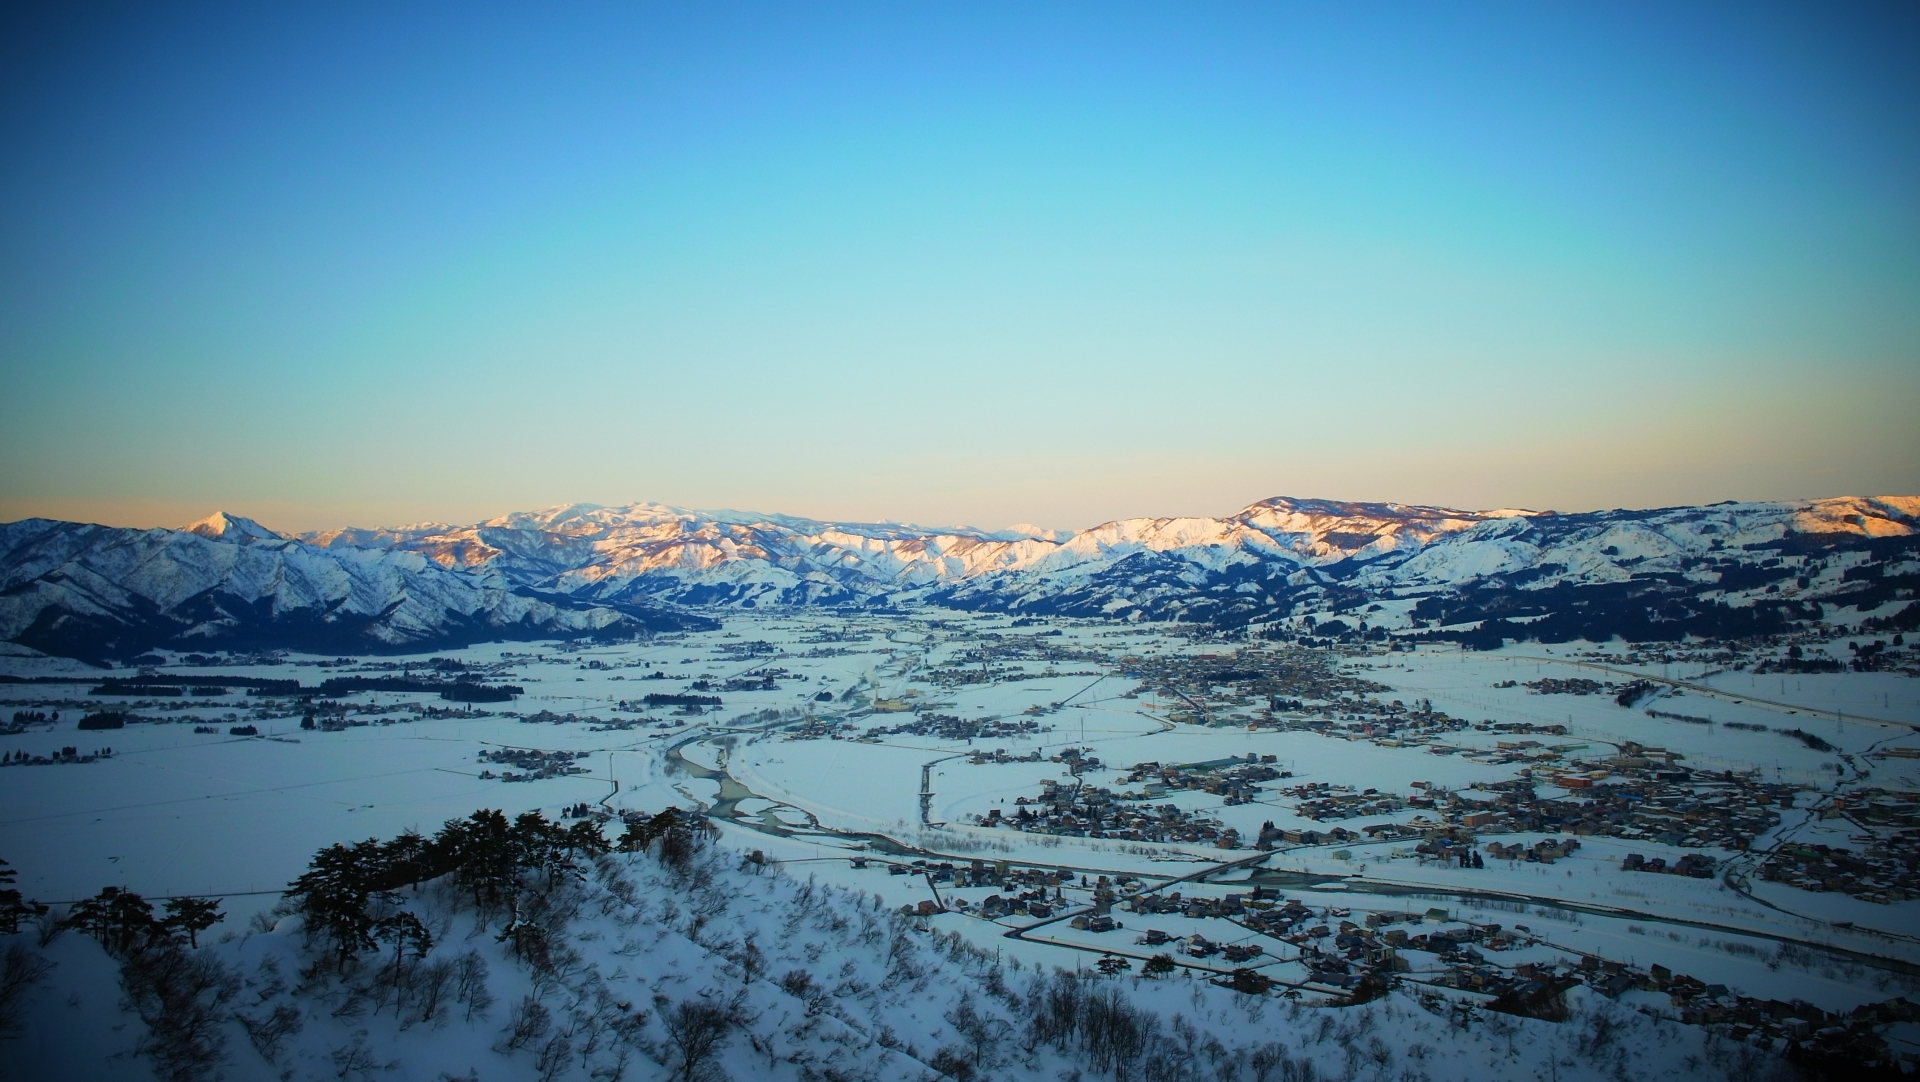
[641,693,721,708]
[314,676,523,700]
[285,807,704,968]
[89,675,301,695]
[61,673,523,701]
[1781,728,1836,753]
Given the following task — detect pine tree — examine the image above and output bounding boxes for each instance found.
[160,896,224,949]
[436,810,517,913]
[380,830,435,890]
[0,858,42,935]
[371,911,432,993]
[285,840,392,964]
[64,887,161,957]
[562,817,610,862]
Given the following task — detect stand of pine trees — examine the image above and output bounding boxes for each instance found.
[284,807,707,970]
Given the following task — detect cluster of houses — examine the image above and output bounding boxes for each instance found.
[920,629,1110,690]
[1758,837,1918,903]
[1622,851,1716,877]
[965,746,1048,764]
[1473,719,1572,737]
[1518,677,1608,695]
[1118,646,1414,732]
[1575,952,1917,1068]
[1132,927,1266,963]
[1115,755,1285,805]
[1410,833,1486,867]
[1277,781,1405,821]
[878,836,1916,1070]
[1426,765,1795,851]
[898,861,1144,923]
[1265,823,1361,847]
[716,670,786,693]
[986,779,1240,847]
[1483,836,1582,863]
[880,858,1125,924]
[784,715,862,739]
[1264,904,1539,995]
[1261,700,1475,748]
[870,712,1049,742]
[476,746,592,782]
[1670,979,1917,1069]
[1126,889,1254,919]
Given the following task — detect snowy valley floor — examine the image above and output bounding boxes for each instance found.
[2,611,1918,1080]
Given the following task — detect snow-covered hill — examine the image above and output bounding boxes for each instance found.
[0,513,711,662]
[1,810,1784,1082]
[3,495,1914,661]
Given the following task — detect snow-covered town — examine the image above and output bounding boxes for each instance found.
[3,605,1917,1080]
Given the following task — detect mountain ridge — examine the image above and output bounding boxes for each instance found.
[2,494,1915,661]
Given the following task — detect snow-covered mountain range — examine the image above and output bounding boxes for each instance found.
[297,495,1920,640]
[0,513,712,662]
[3,495,1915,660]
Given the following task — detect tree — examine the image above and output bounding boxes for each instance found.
[0,859,44,935]
[0,941,56,1037]
[64,887,160,957]
[1347,971,1392,1004]
[381,830,435,890]
[562,817,610,862]
[371,911,432,995]
[1228,968,1272,995]
[1143,953,1176,978]
[512,811,563,878]
[1096,955,1131,976]
[284,840,393,964]
[160,896,224,949]
[928,1048,976,1081]
[436,810,518,913]
[657,996,736,1081]
[944,993,1007,1069]
[620,808,708,870]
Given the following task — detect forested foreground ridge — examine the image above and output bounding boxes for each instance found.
[1,810,1806,1082]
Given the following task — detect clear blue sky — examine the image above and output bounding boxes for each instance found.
[2,2,1915,532]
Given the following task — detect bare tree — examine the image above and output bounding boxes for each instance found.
[0,942,55,1037]
[534,1033,573,1082]
[410,958,456,1026]
[236,1003,303,1064]
[944,993,1008,1071]
[497,995,552,1053]
[120,945,242,1082]
[453,950,492,1022]
[658,996,736,1081]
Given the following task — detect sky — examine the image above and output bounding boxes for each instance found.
[1,2,1916,534]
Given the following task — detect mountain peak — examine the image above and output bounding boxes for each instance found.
[184,511,285,543]
[995,523,1068,542]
